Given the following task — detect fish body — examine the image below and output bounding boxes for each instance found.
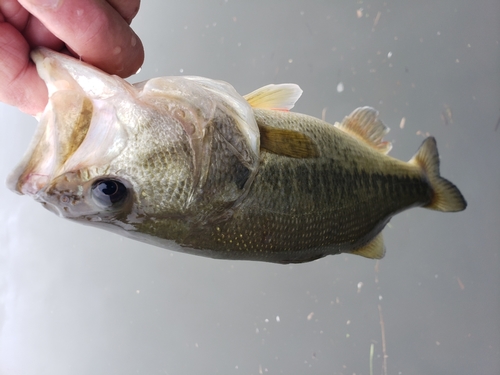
[8,48,467,263]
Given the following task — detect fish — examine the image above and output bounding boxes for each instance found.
[8,48,467,264]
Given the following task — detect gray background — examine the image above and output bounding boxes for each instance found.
[1,1,499,374]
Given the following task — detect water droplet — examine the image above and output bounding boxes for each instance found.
[357,281,363,290]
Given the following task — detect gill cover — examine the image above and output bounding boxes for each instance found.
[137,76,261,205]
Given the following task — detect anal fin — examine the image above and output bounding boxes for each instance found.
[350,232,386,259]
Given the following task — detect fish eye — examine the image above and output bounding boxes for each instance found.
[91,179,128,208]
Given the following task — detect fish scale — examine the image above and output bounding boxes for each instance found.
[168,109,435,262]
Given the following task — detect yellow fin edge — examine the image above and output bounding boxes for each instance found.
[244,84,303,111]
[335,107,392,154]
[409,137,467,212]
[350,232,386,259]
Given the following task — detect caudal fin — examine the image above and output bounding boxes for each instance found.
[410,137,467,212]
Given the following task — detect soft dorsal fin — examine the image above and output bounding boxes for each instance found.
[258,123,319,158]
[244,84,303,111]
[334,107,392,154]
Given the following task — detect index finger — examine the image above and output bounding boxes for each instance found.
[19,0,144,77]
[0,22,48,115]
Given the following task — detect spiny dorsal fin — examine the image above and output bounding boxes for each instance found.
[335,107,392,154]
[258,123,319,158]
[350,232,386,259]
[244,84,303,111]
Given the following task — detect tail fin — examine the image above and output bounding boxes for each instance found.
[410,137,467,212]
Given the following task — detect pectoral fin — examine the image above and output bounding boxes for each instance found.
[258,123,319,158]
[335,107,392,154]
[350,233,386,259]
[244,84,303,111]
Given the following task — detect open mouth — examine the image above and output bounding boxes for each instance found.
[8,48,130,199]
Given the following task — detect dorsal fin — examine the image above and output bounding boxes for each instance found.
[258,123,319,158]
[334,107,392,154]
[244,84,303,111]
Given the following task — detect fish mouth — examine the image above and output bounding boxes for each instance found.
[8,90,94,197]
[7,48,130,198]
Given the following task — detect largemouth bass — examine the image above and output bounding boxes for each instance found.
[8,48,467,263]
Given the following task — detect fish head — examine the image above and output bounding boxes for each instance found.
[8,48,260,238]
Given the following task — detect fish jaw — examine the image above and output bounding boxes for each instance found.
[8,48,132,202]
[30,47,135,100]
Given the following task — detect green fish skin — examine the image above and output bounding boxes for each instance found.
[8,48,467,264]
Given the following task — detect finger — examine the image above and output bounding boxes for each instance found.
[0,22,48,115]
[18,0,144,78]
[0,0,29,30]
[24,15,64,50]
[107,0,140,25]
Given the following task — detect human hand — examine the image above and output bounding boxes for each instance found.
[0,0,144,115]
